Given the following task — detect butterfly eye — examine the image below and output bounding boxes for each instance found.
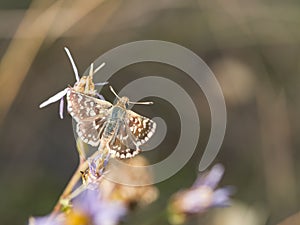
[125,102,129,109]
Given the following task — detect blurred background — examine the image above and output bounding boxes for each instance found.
[0,0,300,224]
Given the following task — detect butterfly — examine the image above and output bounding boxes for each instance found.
[39,47,107,118]
[67,86,156,159]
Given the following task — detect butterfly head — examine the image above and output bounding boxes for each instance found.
[109,86,154,108]
[116,96,130,109]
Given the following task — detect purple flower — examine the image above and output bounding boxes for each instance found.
[185,164,233,211]
[81,153,111,189]
[28,214,65,225]
[168,164,234,224]
[66,189,127,225]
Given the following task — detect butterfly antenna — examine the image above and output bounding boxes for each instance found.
[64,47,80,82]
[88,63,94,78]
[129,101,154,105]
[90,62,108,86]
[94,62,106,74]
[109,86,121,99]
[85,63,94,92]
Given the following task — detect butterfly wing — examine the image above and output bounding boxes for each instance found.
[67,89,112,146]
[107,110,156,159]
[108,121,141,159]
[126,110,156,146]
[77,115,108,146]
[67,89,112,122]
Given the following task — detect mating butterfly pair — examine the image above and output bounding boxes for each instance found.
[40,48,156,159]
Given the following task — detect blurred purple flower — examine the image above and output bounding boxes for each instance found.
[184,164,233,211]
[67,189,127,225]
[28,214,65,225]
[193,163,225,189]
[81,153,110,190]
[168,164,234,224]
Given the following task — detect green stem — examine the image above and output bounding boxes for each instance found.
[51,151,96,214]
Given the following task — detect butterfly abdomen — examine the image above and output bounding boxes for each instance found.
[103,120,117,138]
[102,106,126,138]
[110,106,126,119]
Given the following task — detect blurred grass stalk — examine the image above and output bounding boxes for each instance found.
[0,0,116,124]
[0,0,62,123]
[257,83,297,216]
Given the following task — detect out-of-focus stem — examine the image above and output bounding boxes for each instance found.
[51,161,87,214]
[51,151,95,214]
[0,0,62,123]
[51,143,110,214]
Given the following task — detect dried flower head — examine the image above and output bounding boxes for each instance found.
[99,155,159,209]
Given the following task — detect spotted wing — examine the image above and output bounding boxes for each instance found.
[125,110,156,146]
[67,89,112,146]
[76,115,108,146]
[67,89,112,122]
[108,121,141,159]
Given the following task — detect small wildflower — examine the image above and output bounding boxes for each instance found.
[81,150,111,189]
[168,164,234,224]
[81,158,103,187]
[66,189,127,225]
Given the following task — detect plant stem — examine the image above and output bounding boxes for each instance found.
[51,163,85,214]
[51,146,110,215]
[51,152,96,214]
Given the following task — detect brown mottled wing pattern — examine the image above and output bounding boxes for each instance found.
[77,116,108,146]
[67,89,112,122]
[126,110,156,146]
[108,122,141,159]
[67,89,112,146]
[67,90,156,158]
